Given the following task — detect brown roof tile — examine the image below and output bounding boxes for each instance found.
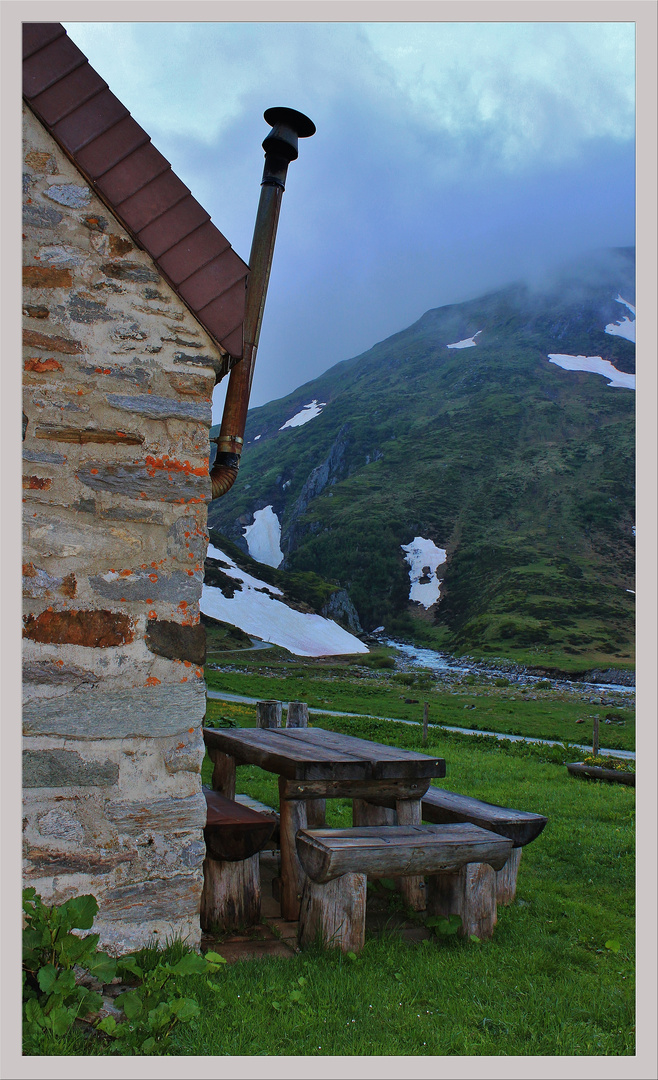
[23,22,247,360]
[178,249,248,310]
[76,116,150,178]
[116,169,190,234]
[135,196,210,259]
[92,142,170,204]
[157,221,230,285]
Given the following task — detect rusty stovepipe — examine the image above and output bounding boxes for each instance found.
[210,107,316,499]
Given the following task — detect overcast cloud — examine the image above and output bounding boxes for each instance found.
[64,21,635,416]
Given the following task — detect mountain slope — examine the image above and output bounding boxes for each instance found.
[208,248,635,670]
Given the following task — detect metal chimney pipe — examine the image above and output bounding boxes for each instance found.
[210,107,316,500]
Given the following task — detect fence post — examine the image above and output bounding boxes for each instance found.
[257,700,282,729]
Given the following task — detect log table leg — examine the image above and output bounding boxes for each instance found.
[307,799,326,828]
[200,853,260,932]
[495,847,522,905]
[352,799,396,827]
[298,872,367,953]
[395,798,426,911]
[278,777,308,920]
[209,748,236,798]
[427,862,497,939]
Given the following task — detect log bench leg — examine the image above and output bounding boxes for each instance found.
[307,798,326,828]
[426,862,497,940]
[298,872,367,953]
[278,778,308,920]
[495,847,522,905]
[395,798,426,912]
[200,853,261,932]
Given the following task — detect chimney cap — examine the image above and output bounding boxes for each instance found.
[263,107,316,138]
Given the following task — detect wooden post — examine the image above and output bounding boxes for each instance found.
[422,702,429,746]
[200,853,260,931]
[257,700,282,729]
[593,716,600,757]
[395,798,426,911]
[278,776,308,920]
[298,872,367,953]
[352,799,396,827]
[306,799,326,828]
[427,862,497,939]
[496,848,522,905]
[208,748,236,798]
[287,701,309,728]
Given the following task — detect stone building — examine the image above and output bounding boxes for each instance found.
[22,23,248,952]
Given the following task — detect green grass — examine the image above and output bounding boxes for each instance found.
[192,711,634,1057]
[33,707,635,1057]
[205,658,636,753]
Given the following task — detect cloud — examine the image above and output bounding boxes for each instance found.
[64,21,634,413]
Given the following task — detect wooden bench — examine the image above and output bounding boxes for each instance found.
[368,787,548,905]
[295,824,514,953]
[200,788,277,932]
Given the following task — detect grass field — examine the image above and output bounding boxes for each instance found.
[194,711,635,1056]
[204,648,636,753]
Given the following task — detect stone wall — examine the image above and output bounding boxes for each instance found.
[22,104,227,952]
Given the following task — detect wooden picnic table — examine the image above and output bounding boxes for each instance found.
[202,725,446,919]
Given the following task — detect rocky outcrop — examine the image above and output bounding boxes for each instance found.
[321,589,362,633]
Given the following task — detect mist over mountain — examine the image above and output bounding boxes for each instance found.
[208,247,635,670]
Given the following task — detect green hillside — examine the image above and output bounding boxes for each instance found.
[208,248,635,671]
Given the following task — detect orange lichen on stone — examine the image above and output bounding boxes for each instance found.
[23,476,52,490]
[25,357,63,372]
[144,456,208,479]
[23,266,72,288]
[23,609,134,647]
[145,676,161,686]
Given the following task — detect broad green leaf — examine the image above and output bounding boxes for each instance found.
[24,998,44,1025]
[204,951,227,966]
[50,1005,74,1037]
[148,1001,173,1030]
[37,964,58,993]
[97,1015,117,1035]
[60,894,98,931]
[141,1037,156,1054]
[87,951,118,983]
[116,990,143,1020]
[170,997,200,1021]
[117,956,143,979]
[171,952,209,976]
[605,939,621,953]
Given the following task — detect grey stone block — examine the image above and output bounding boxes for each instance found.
[106,394,211,424]
[100,873,203,922]
[45,184,91,208]
[90,568,202,603]
[22,449,67,464]
[23,750,119,788]
[23,660,98,688]
[23,683,206,738]
[77,462,211,503]
[106,793,206,836]
[23,203,63,229]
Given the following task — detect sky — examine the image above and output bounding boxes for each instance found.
[63,20,636,419]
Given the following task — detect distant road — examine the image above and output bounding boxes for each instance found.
[206,690,635,760]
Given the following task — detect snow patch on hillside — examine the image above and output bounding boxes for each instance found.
[447,330,482,349]
[401,537,447,608]
[605,295,636,343]
[280,399,326,430]
[202,545,367,657]
[547,354,635,389]
[243,506,283,568]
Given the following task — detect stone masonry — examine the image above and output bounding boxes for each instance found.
[22,104,230,952]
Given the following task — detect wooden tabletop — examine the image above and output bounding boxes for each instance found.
[202,725,446,782]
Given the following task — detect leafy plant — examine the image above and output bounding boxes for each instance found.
[426,913,463,939]
[22,888,226,1055]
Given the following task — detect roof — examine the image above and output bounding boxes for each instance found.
[23,22,248,361]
